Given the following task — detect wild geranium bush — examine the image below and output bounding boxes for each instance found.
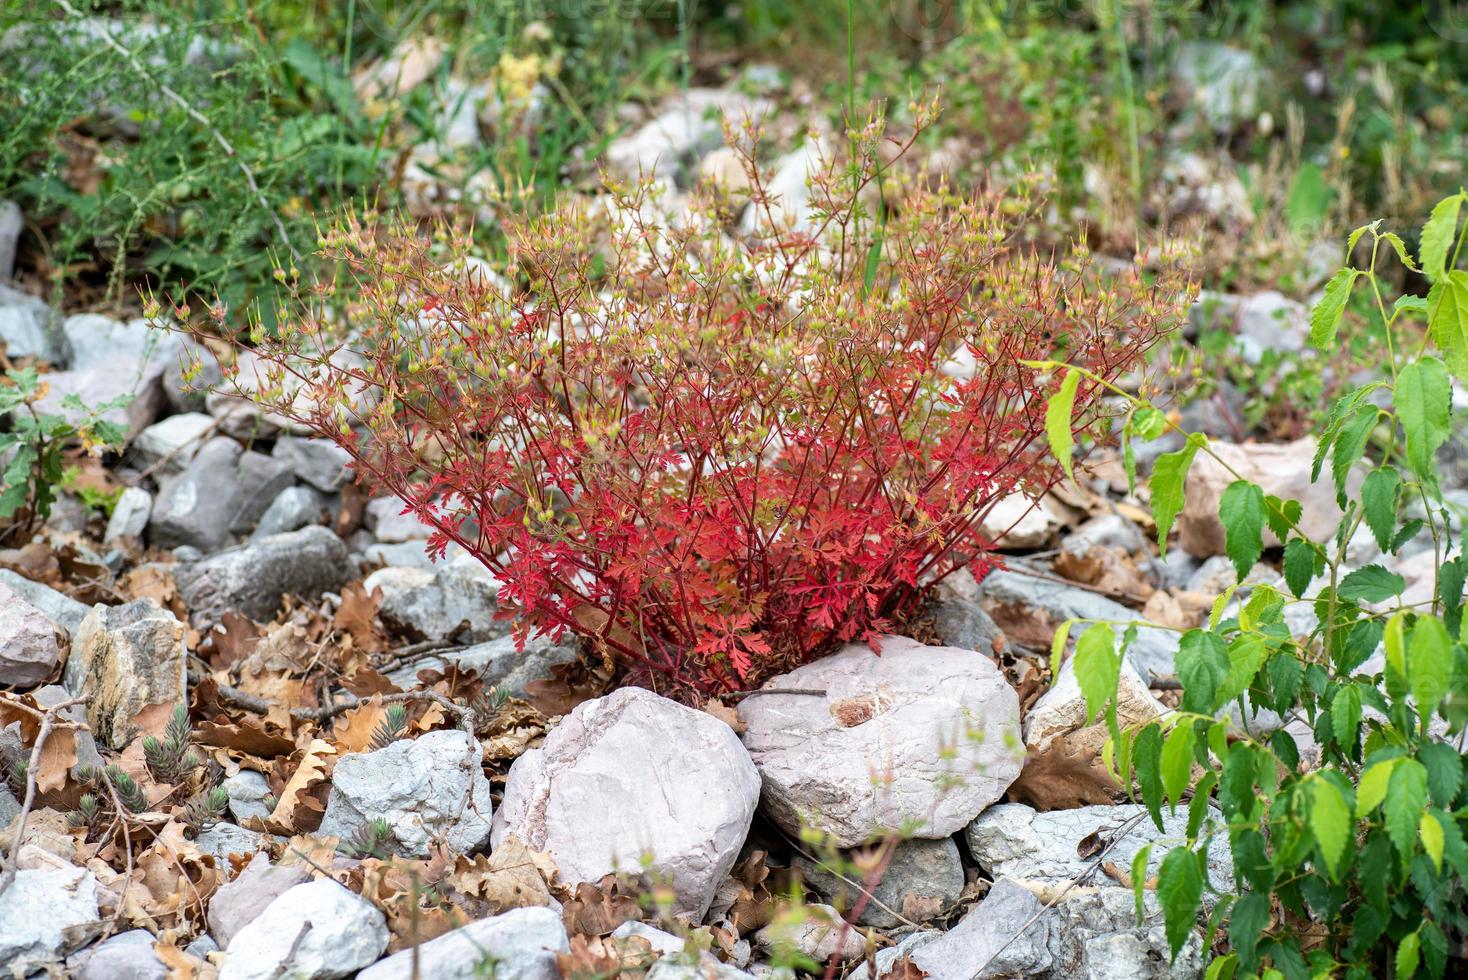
[208,117,1189,694]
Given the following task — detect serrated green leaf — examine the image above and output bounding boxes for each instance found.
[1310,777,1352,879]
[1205,953,1238,980]
[1396,929,1421,980]
[1409,616,1452,723]
[1360,467,1400,553]
[1161,722,1197,809]
[1217,633,1268,707]
[1309,268,1361,347]
[1381,231,1420,272]
[1331,683,1363,749]
[1396,355,1453,483]
[1134,724,1165,832]
[1438,556,1466,636]
[1132,843,1151,921]
[1430,270,1468,381]
[1420,193,1463,283]
[1177,629,1230,714]
[1073,625,1120,724]
[1347,222,1375,257]
[1418,740,1464,806]
[1336,564,1406,602]
[1150,435,1204,557]
[1262,495,1301,541]
[1129,405,1167,441]
[1421,811,1446,871]
[1283,538,1317,597]
[1157,848,1204,961]
[1228,893,1272,973]
[1219,481,1265,581]
[1393,294,1430,317]
[1049,619,1075,676]
[1045,369,1082,480]
[1385,759,1429,864]
[1356,758,1399,817]
[1331,404,1378,501]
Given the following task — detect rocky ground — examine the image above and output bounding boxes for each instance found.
[0,40,1462,980]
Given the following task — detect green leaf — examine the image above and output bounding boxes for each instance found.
[1381,232,1420,272]
[1177,629,1230,714]
[1396,929,1421,980]
[1309,268,1361,347]
[1205,954,1238,980]
[1150,435,1204,557]
[1310,777,1352,879]
[1228,893,1272,973]
[1336,565,1406,602]
[1283,538,1317,597]
[1429,270,1468,381]
[1409,616,1452,723]
[1262,495,1301,541]
[1217,633,1268,707]
[1330,404,1378,501]
[1219,481,1265,581]
[1420,811,1446,871]
[1360,467,1400,553]
[1331,683,1363,749]
[1131,843,1152,922]
[1161,723,1197,809]
[1394,294,1430,317]
[1285,163,1332,233]
[1418,741,1464,806]
[1420,192,1463,283]
[1384,759,1429,863]
[1439,556,1466,636]
[1046,369,1082,481]
[1157,848,1204,961]
[1356,758,1399,817]
[1129,405,1167,441]
[1072,625,1120,724]
[1049,619,1074,676]
[1395,355,1453,482]
[1134,725,1165,831]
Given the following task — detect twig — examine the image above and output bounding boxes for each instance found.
[0,694,89,898]
[966,811,1149,979]
[723,688,827,701]
[48,0,302,265]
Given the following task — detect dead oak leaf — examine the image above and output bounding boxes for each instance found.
[1005,741,1122,811]
[446,833,557,914]
[702,699,746,734]
[328,696,388,754]
[562,877,642,937]
[265,738,336,834]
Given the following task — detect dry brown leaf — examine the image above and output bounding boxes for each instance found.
[481,699,546,762]
[900,893,945,922]
[154,938,208,980]
[328,696,388,754]
[446,833,557,913]
[266,739,336,833]
[194,717,296,759]
[879,955,929,980]
[524,656,609,718]
[556,933,656,980]
[333,582,388,654]
[703,699,746,734]
[119,565,188,620]
[562,878,642,937]
[204,613,263,671]
[0,542,61,586]
[34,727,77,795]
[1005,741,1122,811]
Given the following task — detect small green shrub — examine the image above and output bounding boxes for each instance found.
[1043,191,1468,978]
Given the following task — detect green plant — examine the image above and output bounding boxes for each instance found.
[339,817,398,859]
[0,368,129,543]
[1040,191,1468,978]
[184,786,231,834]
[143,705,202,784]
[368,704,409,750]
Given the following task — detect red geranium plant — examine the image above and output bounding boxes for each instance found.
[203,108,1189,696]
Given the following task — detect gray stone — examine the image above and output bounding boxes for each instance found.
[357,906,567,980]
[493,687,760,919]
[272,436,353,492]
[364,495,437,543]
[207,852,311,949]
[738,636,1023,847]
[64,599,187,749]
[1232,291,1309,363]
[0,865,101,973]
[0,579,61,686]
[217,878,388,980]
[610,921,686,956]
[228,450,294,533]
[185,935,219,960]
[174,525,356,626]
[739,138,826,236]
[1173,42,1262,133]
[753,903,864,963]
[319,729,494,858]
[977,571,1179,683]
[845,930,940,980]
[796,836,964,929]
[149,437,245,552]
[207,348,376,441]
[1024,655,1166,757]
[361,539,442,569]
[964,804,1232,893]
[387,633,578,697]
[31,684,106,777]
[647,957,755,980]
[0,569,90,636]
[0,200,20,282]
[223,769,273,825]
[1047,887,1203,978]
[104,486,152,544]
[61,313,179,373]
[162,339,222,414]
[0,783,19,826]
[130,412,215,475]
[31,356,167,440]
[910,878,1053,979]
[926,567,1007,655]
[0,284,65,363]
[605,89,771,186]
[195,822,267,862]
[365,554,504,644]
[252,485,329,539]
[68,929,167,980]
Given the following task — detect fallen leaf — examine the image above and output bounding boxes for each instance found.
[556,933,656,980]
[703,699,746,734]
[562,877,642,937]
[328,696,389,754]
[333,581,388,654]
[1005,741,1122,811]
[35,728,77,795]
[446,833,558,913]
[266,739,336,834]
[879,955,929,979]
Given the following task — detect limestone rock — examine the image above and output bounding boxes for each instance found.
[357,906,567,980]
[174,525,355,626]
[387,633,577,697]
[754,904,864,963]
[0,865,101,973]
[103,486,152,544]
[0,284,65,363]
[272,436,353,492]
[909,878,1052,978]
[319,729,494,858]
[64,599,186,749]
[0,569,90,636]
[795,836,964,929]
[0,579,61,687]
[130,412,214,475]
[67,929,167,980]
[207,852,311,949]
[1024,654,1167,757]
[492,687,759,919]
[738,636,1023,847]
[364,555,505,644]
[217,878,387,979]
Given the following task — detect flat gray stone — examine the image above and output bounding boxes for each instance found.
[195,822,267,862]
[0,569,90,636]
[174,525,356,626]
[0,200,20,282]
[223,769,272,825]
[0,865,101,973]
[149,436,245,552]
[103,486,152,544]
[387,633,577,698]
[130,412,214,475]
[0,284,64,363]
[0,579,61,687]
[272,436,353,491]
[68,928,167,980]
[357,906,567,980]
[252,485,329,539]
[207,853,311,949]
[216,878,387,980]
[229,450,294,533]
[910,878,1053,978]
[796,836,964,928]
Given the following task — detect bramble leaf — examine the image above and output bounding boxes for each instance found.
[1158,848,1204,960]
[1360,466,1400,554]
[1072,625,1119,724]
[1283,538,1317,597]
[1336,565,1406,603]
[1310,777,1352,879]
[1395,355,1453,483]
[1428,270,1468,381]
[1309,268,1360,347]
[1384,759,1429,864]
[1408,617,1452,724]
[1177,629,1229,714]
[1419,192,1463,283]
[1046,369,1082,481]
[1151,434,1204,557]
[1219,481,1265,581]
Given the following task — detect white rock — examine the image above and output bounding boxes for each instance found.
[977,493,1064,549]
[1024,654,1167,756]
[605,89,771,184]
[739,138,827,236]
[738,636,1023,847]
[1047,886,1204,978]
[364,555,504,644]
[0,284,64,362]
[364,495,437,542]
[130,412,215,474]
[0,580,60,686]
[964,803,1233,892]
[207,853,311,949]
[754,904,864,963]
[194,822,266,862]
[1173,42,1262,133]
[319,729,494,857]
[492,687,759,919]
[61,313,179,373]
[358,906,567,980]
[910,878,1052,978]
[610,921,686,956]
[68,928,167,980]
[223,769,272,825]
[1178,437,1357,559]
[217,878,388,980]
[104,486,152,544]
[1233,291,1308,363]
[0,200,19,282]
[0,865,101,972]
